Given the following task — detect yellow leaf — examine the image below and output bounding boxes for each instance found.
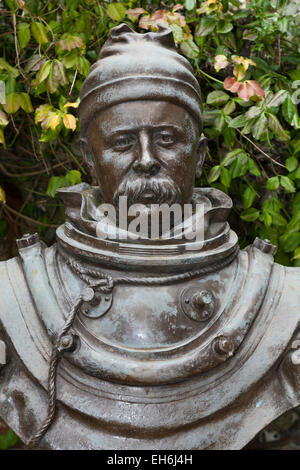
[0,185,6,204]
[63,113,77,131]
[214,54,229,72]
[63,102,79,109]
[49,114,61,130]
[0,111,9,127]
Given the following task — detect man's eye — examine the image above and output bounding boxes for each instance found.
[113,136,135,149]
[157,134,175,145]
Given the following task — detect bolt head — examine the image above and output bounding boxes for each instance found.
[16,232,39,249]
[213,336,234,357]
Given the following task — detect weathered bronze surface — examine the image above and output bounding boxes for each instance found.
[0,24,300,450]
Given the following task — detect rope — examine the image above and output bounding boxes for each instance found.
[59,244,239,289]
[28,295,84,449]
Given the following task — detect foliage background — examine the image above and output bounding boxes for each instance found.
[0,0,300,449]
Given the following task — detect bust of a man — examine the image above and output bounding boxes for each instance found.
[0,24,300,450]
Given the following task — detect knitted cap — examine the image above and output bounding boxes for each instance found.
[79,23,202,135]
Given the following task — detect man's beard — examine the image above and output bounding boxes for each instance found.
[112,176,183,207]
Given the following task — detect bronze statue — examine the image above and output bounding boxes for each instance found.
[0,24,300,450]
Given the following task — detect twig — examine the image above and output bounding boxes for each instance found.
[12,13,28,83]
[236,129,285,168]
[2,204,59,228]
[0,160,70,177]
[69,68,78,96]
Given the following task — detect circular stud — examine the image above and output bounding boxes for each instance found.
[58,334,77,353]
[212,335,235,358]
[181,288,215,322]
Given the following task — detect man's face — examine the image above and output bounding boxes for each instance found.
[85,100,204,208]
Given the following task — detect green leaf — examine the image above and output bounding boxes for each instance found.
[230,155,248,178]
[207,90,229,106]
[245,106,261,120]
[280,175,296,193]
[268,113,290,142]
[46,176,67,197]
[223,126,236,148]
[38,60,52,83]
[247,158,261,176]
[0,429,18,450]
[195,17,216,37]
[180,39,199,59]
[292,246,300,260]
[228,114,247,129]
[223,100,236,115]
[267,210,287,226]
[184,0,196,11]
[240,208,260,222]
[106,3,126,21]
[220,167,231,187]
[282,96,296,124]
[76,56,90,77]
[31,22,49,45]
[208,165,221,183]
[266,176,280,191]
[260,210,272,227]
[242,186,256,209]
[285,156,298,172]
[2,92,20,114]
[0,58,19,78]
[18,93,33,113]
[203,109,220,125]
[280,232,300,253]
[265,90,288,108]
[17,22,31,49]
[252,113,267,140]
[222,148,245,167]
[46,64,59,93]
[215,113,225,132]
[216,21,233,34]
[65,170,82,186]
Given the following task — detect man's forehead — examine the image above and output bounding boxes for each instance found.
[89,100,195,134]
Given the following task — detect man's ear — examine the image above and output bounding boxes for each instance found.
[195,135,207,179]
[80,137,98,183]
[80,137,93,167]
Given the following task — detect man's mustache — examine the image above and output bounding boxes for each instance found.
[113,176,182,206]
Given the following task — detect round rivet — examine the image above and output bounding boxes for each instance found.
[82,287,95,302]
[291,349,300,365]
[181,288,215,322]
[59,334,76,352]
[213,336,234,357]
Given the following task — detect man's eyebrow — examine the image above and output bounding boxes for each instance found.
[104,124,183,134]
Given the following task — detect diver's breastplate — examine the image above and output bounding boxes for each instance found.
[1,232,300,449]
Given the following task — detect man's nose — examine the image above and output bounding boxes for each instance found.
[133,131,161,176]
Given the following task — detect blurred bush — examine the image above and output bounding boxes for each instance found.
[0,0,300,264]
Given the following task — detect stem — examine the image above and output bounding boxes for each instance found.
[236,129,285,169]
[197,69,224,85]
[58,138,86,175]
